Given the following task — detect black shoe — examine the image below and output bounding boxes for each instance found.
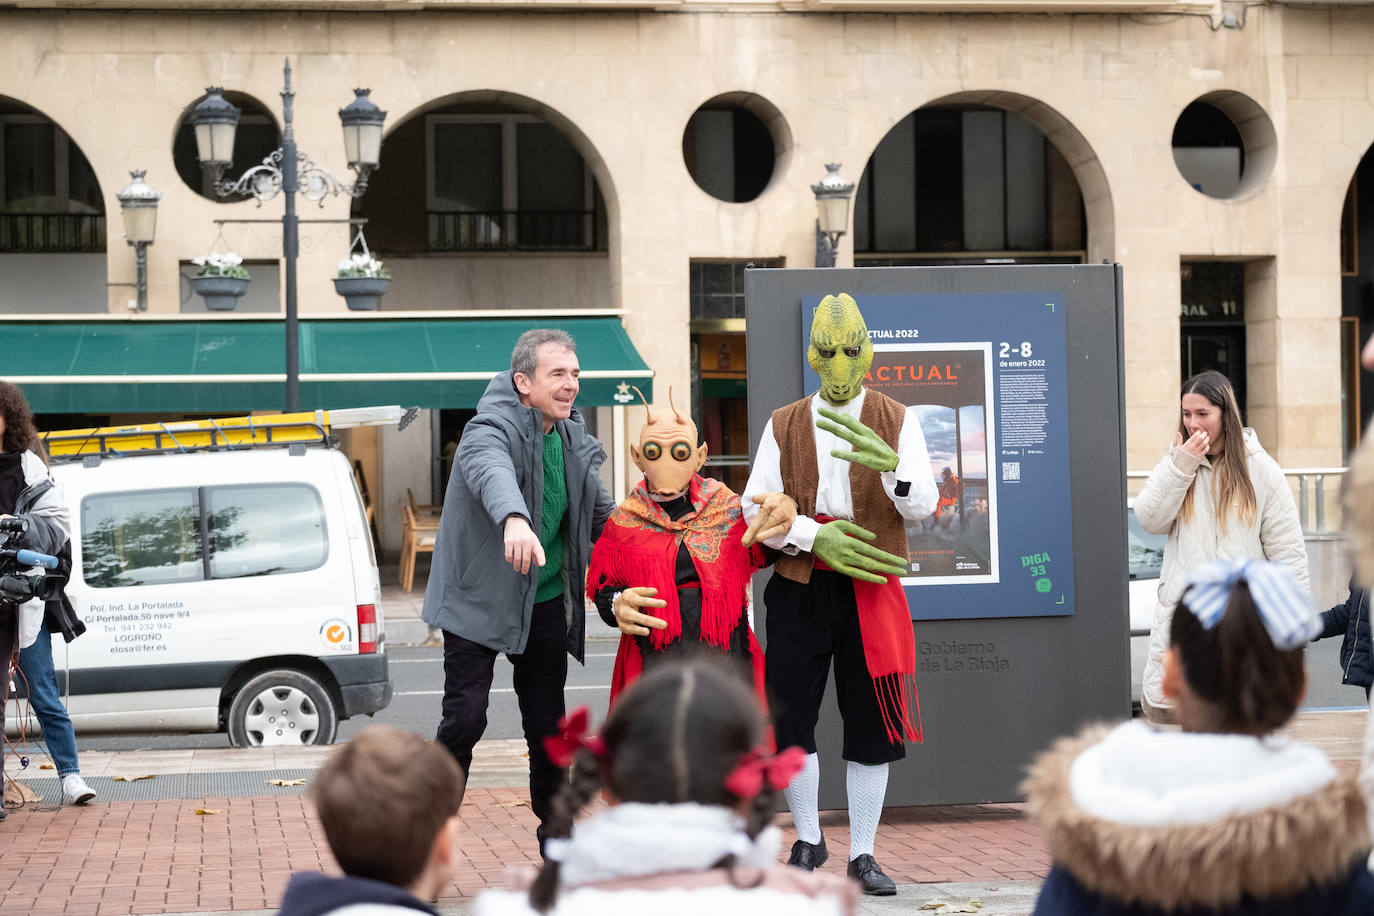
[786,836,828,870]
[847,854,896,895]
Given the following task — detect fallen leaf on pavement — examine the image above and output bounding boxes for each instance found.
[113,774,156,782]
[918,904,948,912]
[495,800,531,808]
[39,763,55,770]
[194,807,223,815]
[943,903,982,914]
[4,781,41,805]
[266,779,307,787]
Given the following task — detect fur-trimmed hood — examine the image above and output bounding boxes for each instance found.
[1024,722,1371,911]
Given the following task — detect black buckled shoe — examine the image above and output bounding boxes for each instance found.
[847,854,896,895]
[786,836,829,870]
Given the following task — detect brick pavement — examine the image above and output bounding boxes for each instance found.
[0,787,1048,915]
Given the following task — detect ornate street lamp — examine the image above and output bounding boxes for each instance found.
[115,170,162,312]
[812,163,855,268]
[190,88,240,186]
[190,61,387,411]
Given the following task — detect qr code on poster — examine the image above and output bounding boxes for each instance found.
[1002,461,1021,482]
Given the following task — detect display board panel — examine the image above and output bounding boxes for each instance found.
[746,264,1126,806]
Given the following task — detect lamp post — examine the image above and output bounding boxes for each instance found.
[115,170,162,312]
[190,62,386,412]
[812,163,855,268]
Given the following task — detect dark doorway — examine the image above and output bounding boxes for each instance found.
[1180,261,1246,417]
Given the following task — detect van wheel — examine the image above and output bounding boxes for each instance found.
[227,670,338,747]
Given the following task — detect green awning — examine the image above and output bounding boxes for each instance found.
[0,316,653,414]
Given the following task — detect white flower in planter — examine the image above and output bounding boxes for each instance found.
[192,252,249,279]
[335,253,391,279]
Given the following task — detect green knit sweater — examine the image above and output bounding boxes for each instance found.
[534,429,567,603]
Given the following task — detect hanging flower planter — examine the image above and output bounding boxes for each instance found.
[190,253,251,311]
[333,275,390,311]
[333,250,391,311]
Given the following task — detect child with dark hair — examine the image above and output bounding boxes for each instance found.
[276,725,466,916]
[1313,576,1372,699]
[1025,558,1374,915]
[475,660,858,916]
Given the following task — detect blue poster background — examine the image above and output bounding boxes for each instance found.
[800,292,1074,620]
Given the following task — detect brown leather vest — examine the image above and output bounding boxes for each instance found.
[772,391,908,584]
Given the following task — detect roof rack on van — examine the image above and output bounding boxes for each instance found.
[41,406,416,461]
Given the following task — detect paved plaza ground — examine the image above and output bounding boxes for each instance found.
[2,569,1367,916]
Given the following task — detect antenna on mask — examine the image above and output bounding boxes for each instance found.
[667,386,685,424]
[631,386,653,425]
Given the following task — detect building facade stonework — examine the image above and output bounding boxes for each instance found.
[0,1,1368,498]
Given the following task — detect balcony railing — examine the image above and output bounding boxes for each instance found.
[427,210,599,252]
[1129,467,1348,536]
[0,213,106,253]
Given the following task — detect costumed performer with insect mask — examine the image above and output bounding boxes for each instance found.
[587,388,797,709]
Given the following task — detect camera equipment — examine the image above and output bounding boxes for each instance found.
[0,517,60,608]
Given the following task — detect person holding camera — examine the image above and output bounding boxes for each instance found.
[0,382,76,819]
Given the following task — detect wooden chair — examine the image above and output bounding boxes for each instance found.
[407,487,443,520]
[399,503,438,593]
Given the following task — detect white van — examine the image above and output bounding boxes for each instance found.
[6,410,395,747]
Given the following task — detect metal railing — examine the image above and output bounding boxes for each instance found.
[0,212,106,253]
[1128,467,1348,536]
[427,210,599,252]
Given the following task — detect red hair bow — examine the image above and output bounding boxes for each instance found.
[724,745,806,799]
[543,706,606,768]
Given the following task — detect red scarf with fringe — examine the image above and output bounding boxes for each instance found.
[587,476,767,708]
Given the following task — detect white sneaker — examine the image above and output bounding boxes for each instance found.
[61,774,96,805]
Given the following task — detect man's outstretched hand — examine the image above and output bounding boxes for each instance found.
[812,520,907,584]
[742,492,798,546]
[817,407,899,473]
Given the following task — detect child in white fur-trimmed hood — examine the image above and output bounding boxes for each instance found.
[1025,558,1374,915]
[474,659,858,916]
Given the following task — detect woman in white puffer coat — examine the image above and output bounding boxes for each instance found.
[1134,370,1308,722]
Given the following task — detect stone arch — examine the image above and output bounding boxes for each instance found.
[859,90,1114,264]
[379,89,620,256]
[0,94,109,313]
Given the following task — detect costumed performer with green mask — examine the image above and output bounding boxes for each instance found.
[741,292,938,896]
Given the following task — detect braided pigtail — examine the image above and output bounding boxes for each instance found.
[528,748,603,913]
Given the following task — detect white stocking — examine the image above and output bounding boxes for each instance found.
[783,752,822,844]
[846,760,888,860]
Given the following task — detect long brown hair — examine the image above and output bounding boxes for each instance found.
[0,381,45,464]
[1176,370,1255,533]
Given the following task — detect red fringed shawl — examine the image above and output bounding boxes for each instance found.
[587,475,767,706]
[814,516,923,746]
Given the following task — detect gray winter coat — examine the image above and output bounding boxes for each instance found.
[421,372,614,662]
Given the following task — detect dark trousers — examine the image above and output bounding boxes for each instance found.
[436,597,569,841]
[764,570,905,765]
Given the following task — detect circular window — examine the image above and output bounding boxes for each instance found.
[1171,92,1275,200]
[682,93,790,203]
[172,91,281,202]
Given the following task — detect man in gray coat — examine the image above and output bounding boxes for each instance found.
[422,328,614,853]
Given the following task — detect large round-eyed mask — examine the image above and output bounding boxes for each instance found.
[630,399,708,500]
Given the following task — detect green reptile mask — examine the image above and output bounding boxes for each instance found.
[808,293,873,406]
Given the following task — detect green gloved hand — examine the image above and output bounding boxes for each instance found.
[817,407,899,473]
[812,519,908,585]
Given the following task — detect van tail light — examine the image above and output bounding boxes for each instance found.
[357,604,378,654]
